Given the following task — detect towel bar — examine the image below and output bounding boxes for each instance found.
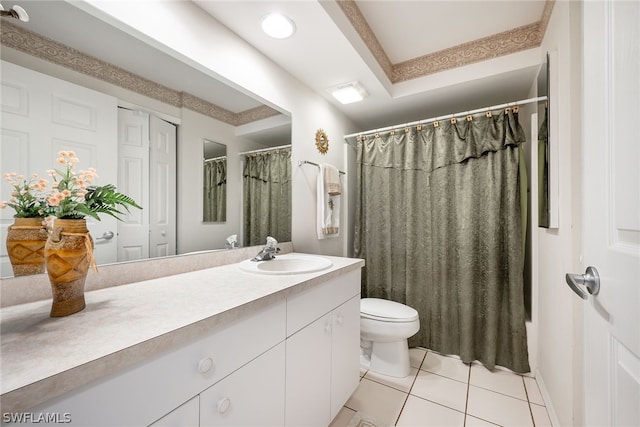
[298,160,345,175]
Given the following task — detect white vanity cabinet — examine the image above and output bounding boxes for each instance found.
[200,342,285,426]
[149,396,200,427]
[285,269,361,426]
[5,260,363,427]
[330,295,361,418]
[30,300,286,427]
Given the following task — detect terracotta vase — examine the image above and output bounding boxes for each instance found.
[6,217,48,276]
[45,219,94,317]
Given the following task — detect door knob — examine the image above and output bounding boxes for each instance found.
[565,266,600,300]
[95,231,114,241]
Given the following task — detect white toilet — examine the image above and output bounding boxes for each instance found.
[360,298,420,378]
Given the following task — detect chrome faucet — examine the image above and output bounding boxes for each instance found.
[252,236,280,261]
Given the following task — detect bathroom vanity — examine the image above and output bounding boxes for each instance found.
[0,253,363,426]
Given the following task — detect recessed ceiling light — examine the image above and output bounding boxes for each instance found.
[261,13,296,39]
[330,81,368,104]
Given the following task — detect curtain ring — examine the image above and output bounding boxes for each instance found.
[390,129,395,136]
[404,127,410,133]
[416,124,422,131]
[433,121,439,128]
[513,106,520,113]
[505,107,511,113]
[466,115,473,122]
[485,111,492,118]
[450,117,457,124]
[375,132,380,138]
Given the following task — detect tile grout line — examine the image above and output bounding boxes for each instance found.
[393,349,428,425]
[463,362,471,426]
[523,376,537,426]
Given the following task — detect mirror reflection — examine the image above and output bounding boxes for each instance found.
[537,53,550,228]
[0,0,291,278]
[241,146,292,247]
[203,140,227,223]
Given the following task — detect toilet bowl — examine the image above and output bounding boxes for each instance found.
[360,298,420,378]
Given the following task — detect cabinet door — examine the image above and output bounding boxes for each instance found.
[331,295,361,420]
[200,342,285,426]
[149,396,199,427]
[285,313,332,427]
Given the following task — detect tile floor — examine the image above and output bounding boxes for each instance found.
[330,348,553,427]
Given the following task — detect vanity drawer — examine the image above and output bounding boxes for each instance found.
[32,300,286,427]
[286,269,360,337]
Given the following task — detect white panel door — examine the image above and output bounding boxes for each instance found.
[581,2,640,426]
[117,108,150,262]
[149,115,176,258]
[1,61,118,274]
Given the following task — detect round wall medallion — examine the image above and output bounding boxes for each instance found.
[315,129,329,154]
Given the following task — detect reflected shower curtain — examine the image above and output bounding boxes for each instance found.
[354,110,530,373]
[203,158,227,222]
[538,108,550,228]
[243,148,292,247]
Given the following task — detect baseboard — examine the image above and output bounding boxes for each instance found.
[535,368,562,427]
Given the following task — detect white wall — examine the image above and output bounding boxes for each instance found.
[535,2,584,426]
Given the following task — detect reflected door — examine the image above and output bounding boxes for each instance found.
[117,109,176,261]
[149,115,176,258]
[1,61,118,273]
[117,108,150,260]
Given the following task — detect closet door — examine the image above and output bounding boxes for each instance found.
[149,115,176,258]
[1,61,118,273]
[116,110,176,261]
[117,108,150,261]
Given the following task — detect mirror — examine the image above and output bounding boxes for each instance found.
[537,53,550,228]
[0,0,292,278]
[203,140,227,223]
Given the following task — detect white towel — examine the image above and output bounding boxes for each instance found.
[324,164,342,196]
[317,164,340,239]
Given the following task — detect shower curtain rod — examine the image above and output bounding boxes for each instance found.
[343,95,548,139]
[238,144,291,156]
[204,156,226,162]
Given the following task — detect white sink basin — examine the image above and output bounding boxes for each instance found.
[238,254,333,275]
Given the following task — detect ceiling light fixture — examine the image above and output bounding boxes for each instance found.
[0,4,29,22]
[330,81,368,104]
[261,13,296,39]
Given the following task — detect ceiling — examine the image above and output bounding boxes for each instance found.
[195,0,550,131]
[1,0,550,137]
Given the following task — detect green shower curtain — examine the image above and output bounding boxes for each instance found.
[203,158,227,222]
[354,110,530,373]
[243,148,292,247]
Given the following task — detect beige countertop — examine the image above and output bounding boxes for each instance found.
[0,253,364,413]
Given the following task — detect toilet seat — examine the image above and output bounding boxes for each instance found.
[361,298,419,323]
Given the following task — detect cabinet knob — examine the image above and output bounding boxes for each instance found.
[198,356,214,374]
[217,397,231,414]
[324,322,332,334]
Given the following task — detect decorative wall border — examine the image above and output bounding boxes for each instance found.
[0,21,280,126]
[337,0,555,83]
